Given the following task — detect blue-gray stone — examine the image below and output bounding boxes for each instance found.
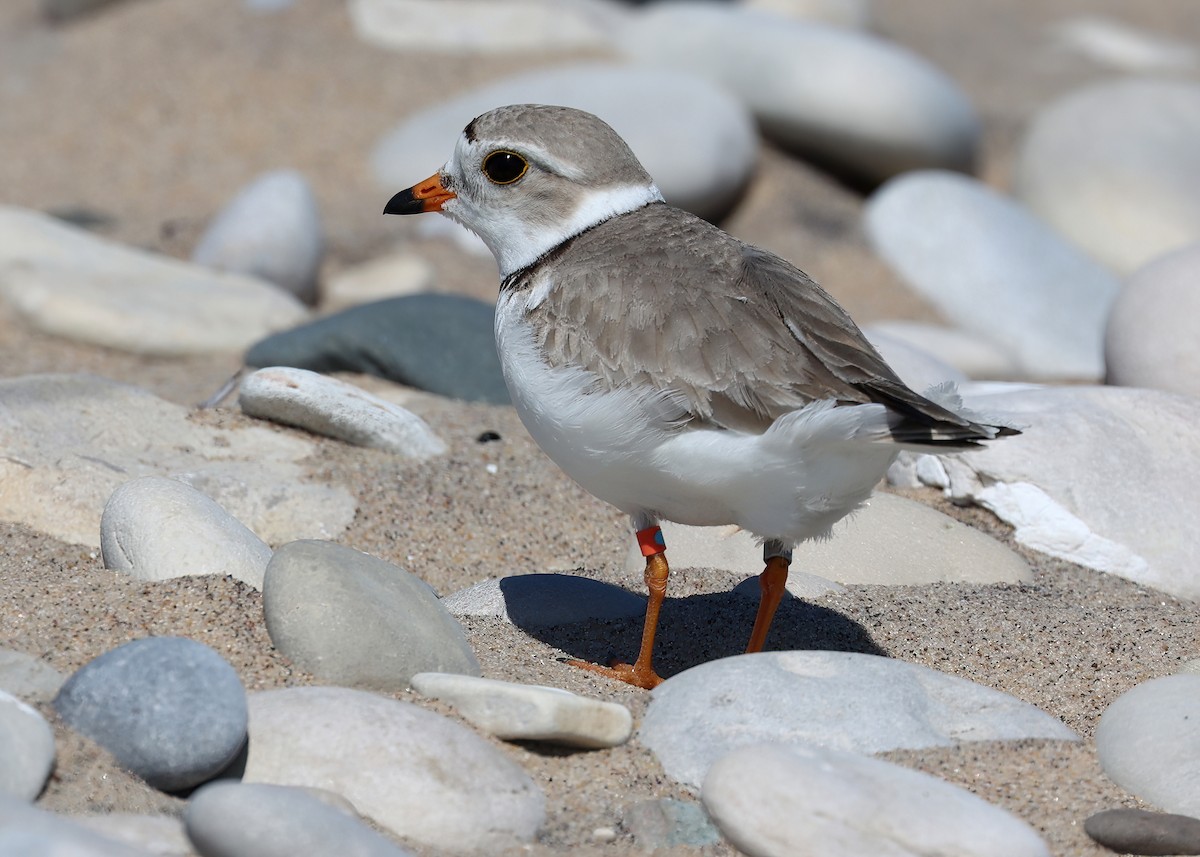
[244,294,509,404]
[53,637,248,792]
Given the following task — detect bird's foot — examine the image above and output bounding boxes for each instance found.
[566,658,663,690]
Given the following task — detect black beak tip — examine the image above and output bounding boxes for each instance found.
[383,188,420,216]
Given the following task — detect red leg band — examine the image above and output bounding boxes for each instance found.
[636,526,666,557]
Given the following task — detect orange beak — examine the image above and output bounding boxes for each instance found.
[383,172,456,215]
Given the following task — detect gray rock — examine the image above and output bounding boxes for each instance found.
[865,170,1121,381]
[263,540,479,691]
[0,649,66,703]
[53,637,248,792]
[742,0,870,28]
[703,743,1050,856]
[371,62,757,222]
[101,476,273,590]
[74,814,191,857]
[238,367,446,458]
[0,206,306,355]
[185,781,413,857]
[640,651,1078,790]
[410,673,632,749]
[621,798,720,850]
[322,252,433,311]
[864,320,1023,381]
[618,3,978,184]
[441,574,646,626]
[1047,16,1198,73]
[0,691,55,800]
[1084,808,1200,856]
[1015,78,1200,275]
[1096,674,1200,816]
[1106,242,1200,398]
[192,170,324,305]
[243,686,544,851]
[0,795,153,857]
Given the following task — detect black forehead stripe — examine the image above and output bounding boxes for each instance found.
[463,117,479,143]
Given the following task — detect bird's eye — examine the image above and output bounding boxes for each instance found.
[482,151,528,185]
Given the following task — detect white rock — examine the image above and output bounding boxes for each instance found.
[0,206,306,355]
[322,252,434,311]
[243,686,544,851]
[101,476,273,589]
[864,326,968,390]
[865,170,1121,380]
[1105,242,1200,397]
[640,652,1077,790]
[865,320,1024,380]
[1048,15,1197,73]
[0,691,55,801]
[617,4,978,183]
[371,63,757,222]
[0,374,356,550]
[626,493,1031,586]
[742,0,870,29]
[1096,674,1200,816]
[192,170,324,305]
[1014,78,1200,275]
[410,673,632,749]
[442,574,646,626]
[703,743,1050,857]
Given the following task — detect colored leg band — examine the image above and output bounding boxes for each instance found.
[637,526,667,557]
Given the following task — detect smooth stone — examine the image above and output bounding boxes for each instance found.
[410,673,632,749]
[865,170,1121,381]
[864,326,968,391]
[703,743,1050,857]
[895,385,1200,599]
[0,649,66,703]
[192,170,323,305]
[322,252,433,311]
[639,651,1078,790]
[1106,242,1200,397]
[74,814,192,857]
[186,781,414,857]
[864,320,1024,380]
[0,795,153,857]
[371,62,757,222]
[742,0,870,28]
[1084,808,1200,856]
[101,476,273,590]
[0,374,356,550]
[1014,78,1200,275]
[263,540,479,691]
[243,686,544,851]
[626,493,1031,586]
[1096,674,1200,816]
[621,798,721,850]
[53,637,248,792]
[0,691,55,800]
[1048,16,1198,73]
[245,294,508,404]
[441,574,646,626]
[618,4,978,184]
[0,206,306,355]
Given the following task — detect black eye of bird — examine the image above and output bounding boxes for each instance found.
[482,151,528,185]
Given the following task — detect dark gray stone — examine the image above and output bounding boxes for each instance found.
[1085,809,1200,856]
[53,637,248,792]
[244,294,509,404]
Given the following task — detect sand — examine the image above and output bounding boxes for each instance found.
[1,0,1199,854]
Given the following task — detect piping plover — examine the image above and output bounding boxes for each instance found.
[385,104,1015,688]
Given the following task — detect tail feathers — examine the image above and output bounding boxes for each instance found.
[860,380,1021,448]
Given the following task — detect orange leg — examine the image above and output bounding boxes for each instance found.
[745,555,790,653]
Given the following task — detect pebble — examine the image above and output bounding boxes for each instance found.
[101,476,273,590]
[639,650,1077,790]
[243,686,544,851]
[185,781,414,857]
[1084,808,1200,856]
[0,205,306,355]
[1105,242,1200,398]
[621,798,721,850]
[863,326,968,391]
[192,170,324,305]
[895,385,1200,600]
[864,170,1120,381]
[1095,674,1200,817]
[371,62,757,222]
[0,374,356,549]
[322,251,434,311]
[245,294,509,404]
[1014,78,1200,275]
[441,574,646,626]
[53,637,248,793]
[410,673,632,749]
[864,320,1024,380]
[617,3,978,184]
[239,367,446,458]
[743,0,870,28]
[0,648,66,703]
[702,743,1050,857]
[74,814,192,857]
[628,493,1031,587]
[263,540,479,691]
[0,795,154,857]
[0,690,55,801]
[1048,16,1198,73]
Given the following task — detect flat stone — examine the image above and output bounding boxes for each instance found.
[621,798,721,850]
[243,686,544,851]
[322,252,434,311]
[864,320,1024,380]
[703,743,1050,857]
[101,476,273,590]
[263,540,479,691]
[410,673,632,749]
[53,637,248,792]
[0,649,66,704]
[1085,808,1200,856]
[73,814,192,857]
[239,367,446,458]
[0,206,306,355]
[441,574,646,627]
[639,651,1078,790]
[0,690,55,800]
[0,795,153,856]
